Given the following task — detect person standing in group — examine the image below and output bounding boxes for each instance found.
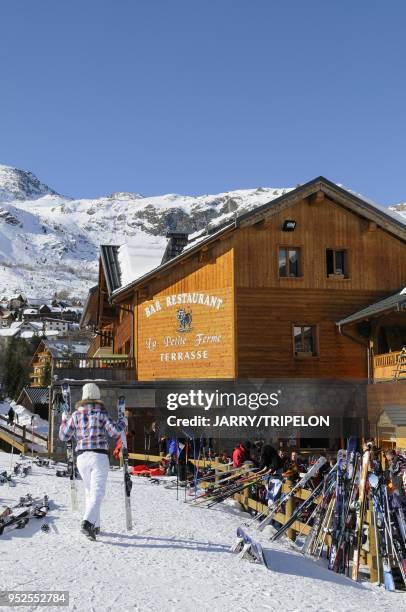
[59,383,126,540]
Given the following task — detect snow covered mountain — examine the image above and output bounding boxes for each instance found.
[0,164,291,299]
[0,163,404,300]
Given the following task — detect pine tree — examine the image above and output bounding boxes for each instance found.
[3,336,41,400]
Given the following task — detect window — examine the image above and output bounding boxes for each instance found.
[293,325,317,357]
[279,247,301,277]
[326,249,349,278]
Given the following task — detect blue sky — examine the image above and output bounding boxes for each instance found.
[0,1,405,204]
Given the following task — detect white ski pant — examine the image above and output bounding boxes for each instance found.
[76,452,109,527]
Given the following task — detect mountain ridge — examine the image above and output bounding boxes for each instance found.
[0,164,404,300]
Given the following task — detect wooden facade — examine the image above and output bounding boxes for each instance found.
[82,178,406,448]
[103,190,405,383]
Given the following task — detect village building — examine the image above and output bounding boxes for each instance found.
[43,318,71,335]
[16,386,49,420]
[58,177,406,454]
[30,338,90,387]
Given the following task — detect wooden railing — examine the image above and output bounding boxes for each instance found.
[54,356,133,369]
[373,351,404,381]
[234,480,379,583]
[52,356,135,382]
[0,414,48,443]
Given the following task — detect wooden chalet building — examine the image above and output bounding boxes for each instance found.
[78,177,406,452]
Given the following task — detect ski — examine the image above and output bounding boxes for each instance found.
[329,438,358,571]
[351,447,371,581]
[369,474,395,591]
[256,456,327,532]
[118,395,132,531]
[0,496,49,536]
[236,526,268,567]
[61,383,78,511]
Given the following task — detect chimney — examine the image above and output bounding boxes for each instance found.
[161,231,189,264]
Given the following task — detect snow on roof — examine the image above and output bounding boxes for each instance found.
[30,321,44,329]
[116,238,166,288]
[340,184,406,226]
[27,298,52,306]
[23,308,38,314]
[20,331,40,339]
[0,327,20,337]
[45,339,90,357]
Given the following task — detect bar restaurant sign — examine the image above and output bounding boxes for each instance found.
[138,289,233,378]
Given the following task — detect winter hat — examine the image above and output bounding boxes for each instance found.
[82,383,101,401]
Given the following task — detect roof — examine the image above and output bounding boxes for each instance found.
[26,298,52,306]
[19,386,49,406]
[100,245,122,295]
[42,338,90,358]
[110,176,406,300]
[0,326,20,337]
[80,285,99,328]
[337,287,406,327]
[382,406,406,426]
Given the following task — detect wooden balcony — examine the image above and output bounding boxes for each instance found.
[373,351,406,382]
[53,355,134,382]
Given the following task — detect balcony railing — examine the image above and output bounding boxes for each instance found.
[88,333,113,357]
[373,351,405,381]
[53,355,134,382]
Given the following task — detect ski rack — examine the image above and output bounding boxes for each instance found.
[232,476,392,585]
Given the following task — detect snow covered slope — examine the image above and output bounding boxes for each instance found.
[0,163,404,300]
[0,453,402,611]
[390,202,406,219]
[0,164,289,299]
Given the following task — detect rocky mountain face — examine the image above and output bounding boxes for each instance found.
[0,165,59,202]
[0,163,404,300]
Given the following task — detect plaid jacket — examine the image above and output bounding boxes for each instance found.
[59,401,126,452]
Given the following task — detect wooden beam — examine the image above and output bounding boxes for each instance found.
[308,191,325,206]
[138,287,149,300]
[254,218,272,230]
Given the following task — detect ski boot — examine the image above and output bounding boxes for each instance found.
[81,520,96,541]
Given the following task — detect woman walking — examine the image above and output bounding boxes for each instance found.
[59,383,126,540]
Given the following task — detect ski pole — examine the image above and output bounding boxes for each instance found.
[184,440,189,503]
[176,438,179,501]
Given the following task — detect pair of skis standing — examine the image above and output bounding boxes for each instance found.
[60,384,132,533]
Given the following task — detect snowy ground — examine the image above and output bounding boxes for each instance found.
[0,453,403,612]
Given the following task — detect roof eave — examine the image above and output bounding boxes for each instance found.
[336,298,406,328]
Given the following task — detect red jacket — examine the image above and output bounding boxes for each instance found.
[232,445,246,468]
